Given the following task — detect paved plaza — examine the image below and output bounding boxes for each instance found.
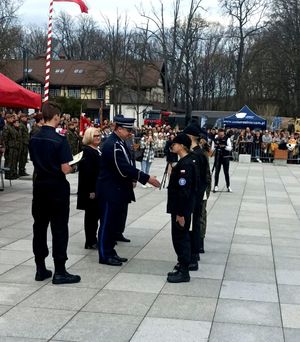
[1,158,300,341]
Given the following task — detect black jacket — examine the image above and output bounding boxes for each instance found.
[77,145,101,210]
[167,153,197,216]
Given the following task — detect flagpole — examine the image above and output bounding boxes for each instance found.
[44,0,54,103]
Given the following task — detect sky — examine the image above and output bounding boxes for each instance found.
[18,0,223,27]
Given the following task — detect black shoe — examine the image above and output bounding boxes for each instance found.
[116,235,131,243]
[113,254,128,262]
[99,257,122,266]
[167,269,180,277]
[167,269,190,283]
[35,268,52,281]
[52,271,81,284]
[84,243,97,250]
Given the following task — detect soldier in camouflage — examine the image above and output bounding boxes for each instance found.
[3,114,19,180]
[19,113,30,176]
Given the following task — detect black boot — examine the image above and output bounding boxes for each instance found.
[199,238,205,253]
[35,262,52,281]
[53,260,81,284]
[167,266,190,283]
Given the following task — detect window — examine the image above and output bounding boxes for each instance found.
[74,69,84,74]
[68,88,81,98]
[24,68,32,73]
[97,89,104,99]
[55,69,64,73]
[49,88,61,97]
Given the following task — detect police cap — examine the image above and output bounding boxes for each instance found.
[113,114,135,129]
[183,122,202,136]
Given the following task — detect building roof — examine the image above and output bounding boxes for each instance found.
[0,59,163,89]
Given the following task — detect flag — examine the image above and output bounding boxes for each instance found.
[79,113,91,136]
[54,0,88,13]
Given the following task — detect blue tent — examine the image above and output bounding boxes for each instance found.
[223,105,267,130]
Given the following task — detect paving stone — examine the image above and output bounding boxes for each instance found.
[0,283,40,305]
[214,298,281,326]
[278,285,300,304]
[148,294,217,321]
[0,305,12,316]
[190,263,225,280]
[224,266,276,283]
[227,254,274,269]
[281,304,300,328]
[162,278,221,298]
[220,280,278,302]
[284,328,300,342]
[0,264,15,275]
[277,270,300,285]
[105,273,166,293]
[209,322,284,342]
[0,250,33,265]
[83,289,156,316]
[131,317,211,342]
[0,306,75,339]
[54,312,142,342]
[20,285,98,311]
[122,258,175,276]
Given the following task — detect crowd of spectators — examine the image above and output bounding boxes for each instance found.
[1,109,300,181]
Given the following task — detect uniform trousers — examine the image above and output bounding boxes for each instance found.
[84,199,99,246]
[190,196,203,261]
[98,201,128,260]
[214,155,230,187]
[32,179,70,268]
[171,214,191,267]
[19,145,28,174]
[200,200,208,238]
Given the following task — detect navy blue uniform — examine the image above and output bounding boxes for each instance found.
[167,153,197,268]
[96,132,149,261]
[29,126,72,269]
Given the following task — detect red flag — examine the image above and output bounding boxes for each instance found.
[54,0,88,13]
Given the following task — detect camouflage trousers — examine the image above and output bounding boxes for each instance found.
[4,147,19,179]
[19,146,28,174]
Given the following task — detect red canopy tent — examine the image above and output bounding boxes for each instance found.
[0,73,42,109]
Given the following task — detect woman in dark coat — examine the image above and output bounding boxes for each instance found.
[77,127,101,249]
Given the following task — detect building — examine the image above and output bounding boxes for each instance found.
[0,57,166,124]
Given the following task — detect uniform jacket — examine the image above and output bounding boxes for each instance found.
[19,122,29,145]
[192,145,210,196]
[96,132,150,204]
[2,123,18,150]
[167,153,197,216]
[77,145,102,210]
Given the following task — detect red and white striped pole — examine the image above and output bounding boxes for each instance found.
[44,0,54,103]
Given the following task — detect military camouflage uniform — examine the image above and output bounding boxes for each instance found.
[19,121,30,175]
[3,122,19,179]
[66,128,80,156]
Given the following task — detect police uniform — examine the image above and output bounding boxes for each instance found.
[167,134,197,282]
[96,116,150,266]
[29,125,73,276]
[212,134,232,191]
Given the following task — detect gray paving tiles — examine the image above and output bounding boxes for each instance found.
[1,159,300,341]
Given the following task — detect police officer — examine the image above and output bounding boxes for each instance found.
[29,102,81,284]
[212,128,232,192]
[183,123,210,265]
[167,133,197,283]
[96,115,160,266]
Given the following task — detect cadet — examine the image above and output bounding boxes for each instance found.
[167,133,197,283]
[29,102,81,285]
[183,122,210,264]
[212,128,232,192]
[19,113,30,176]
[96,115,160,266]
[3,114,19,180]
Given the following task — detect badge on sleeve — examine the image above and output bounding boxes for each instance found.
[178,178,186,186]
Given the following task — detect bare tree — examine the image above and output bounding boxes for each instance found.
[220,0,268,106]
[0,0,23,60]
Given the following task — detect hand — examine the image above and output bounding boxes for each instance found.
[89,192,96,199]
[148,176,160,188]
[176,215,185,227]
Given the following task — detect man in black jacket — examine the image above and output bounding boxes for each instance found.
[96,115,160,266]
